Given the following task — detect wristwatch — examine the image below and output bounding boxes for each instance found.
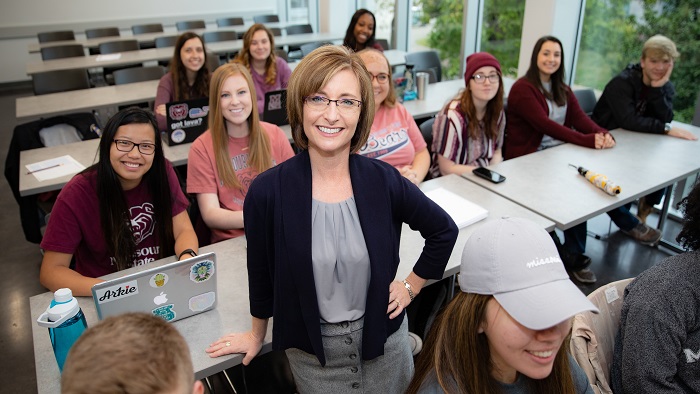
[664,123,672,134]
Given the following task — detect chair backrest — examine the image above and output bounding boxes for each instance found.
[269,27,282,37]
[207,51,221,72]
[419,117,435,150]
[375,38,390,50]
[574,88,597,117]
[405,50,442,83]
[570,277,634,394]
[98,39,139,54]
[216,17,244,27]
[113,66,166,85]
[154,35,179,48]
[32,69,91,95]
[274,48,288,62]
[38,30,75,43]
[40,44,85,61]
[417,69,437,84]
[300,42,330,58]
[131,23,163,35]
[202,31,238,43]
[176,20,206,31]
[285,24,313,35]
[253,14,279,23]
[85,27,120,39]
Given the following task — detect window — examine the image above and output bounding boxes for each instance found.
[479,0,525,78]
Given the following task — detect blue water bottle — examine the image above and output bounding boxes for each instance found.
[36,288,88,372]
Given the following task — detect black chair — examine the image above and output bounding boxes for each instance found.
[274,49,288,62]
[376,38,390,50]
[113,66,166,85]
[285,24,313,35]
[253,14,279,23]
[285,24,314,61]
[131,23,164,35]
[419,117,436,152]
[98,39,139,54]
[574,88,597,117]
[269,27,282,37]
[216,17,244,27]
[154,35,178,48]
[37,30,75,43]
[85,27,120,39]
[202,31,238,43]
[40,44,84,60]
[176,20,206,31]
[300,42,330,58]
[405,50,442,83]
[32,69,90,95]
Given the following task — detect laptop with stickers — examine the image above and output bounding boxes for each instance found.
[262,89,289,126]
[91,253,217,323]
[163,97,209,145]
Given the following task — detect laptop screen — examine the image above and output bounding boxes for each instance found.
[164,97,209,145]
[262,89,289,126]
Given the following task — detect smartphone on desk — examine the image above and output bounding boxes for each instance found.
[472,167,506,183]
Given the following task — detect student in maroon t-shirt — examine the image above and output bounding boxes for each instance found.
[40,108,198,296]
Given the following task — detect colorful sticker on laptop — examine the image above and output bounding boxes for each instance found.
[152,304,176,322]
[171,129,186,143]
[149,273,169,288]
[190,260,215,283]
[94,280,139,304]
[189,291,216,312]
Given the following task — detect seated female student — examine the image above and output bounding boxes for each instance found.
[39,108,198,296]
[154,32,210,131]
[407,217,597,394]
[186,63,294,244]
[357,48,429,184]
[504,36,616,284]
[430,52,505,179]
[232,24,292,117]
[343,9,384,52]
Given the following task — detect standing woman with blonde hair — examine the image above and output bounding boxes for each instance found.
[186,63,294,243]
[233,23,292,116]
[154,32,211,131]
[206,45,457,393]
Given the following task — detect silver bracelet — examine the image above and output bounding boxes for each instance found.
[402,280,415,301]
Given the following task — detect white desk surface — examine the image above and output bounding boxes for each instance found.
[19,125,292,197]
[461,123,700,230]
[27,22,299,53]
[29,174,553,393]
[26,32,343,75]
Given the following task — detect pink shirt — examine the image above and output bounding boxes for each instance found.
[41,162,189,278]
[186,122,294,243]
[358,103,427,169]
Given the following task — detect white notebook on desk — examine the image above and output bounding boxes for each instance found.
[424,188,488,229]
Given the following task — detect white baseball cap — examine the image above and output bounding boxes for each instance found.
[459,217,598,330]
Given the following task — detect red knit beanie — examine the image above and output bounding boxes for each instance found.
[464,52,502,85]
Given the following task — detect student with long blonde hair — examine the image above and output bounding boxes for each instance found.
[187,63,294,243]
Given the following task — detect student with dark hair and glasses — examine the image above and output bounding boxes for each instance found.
[357,49,429,185]
[40,107,198,296]
[429,52,506,179]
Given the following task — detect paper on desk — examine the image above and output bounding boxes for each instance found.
[424,188,488,229]
[26,155,85,181]
[96,53,121,61]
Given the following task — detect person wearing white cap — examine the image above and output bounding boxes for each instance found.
[407,217,598,394]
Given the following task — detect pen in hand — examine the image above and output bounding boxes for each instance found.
[26,163,62,175]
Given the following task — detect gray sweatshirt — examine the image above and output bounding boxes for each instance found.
[611,250,700,393]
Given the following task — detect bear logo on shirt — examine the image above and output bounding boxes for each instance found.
[130,202,155,244]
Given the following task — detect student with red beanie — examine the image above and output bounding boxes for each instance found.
[429,52,505,178]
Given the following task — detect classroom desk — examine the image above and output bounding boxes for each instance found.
[461,123,700,231]
[29,173,553,393]
[26,32,343,75]
[27,22,299,53]
[18,125,293,197]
